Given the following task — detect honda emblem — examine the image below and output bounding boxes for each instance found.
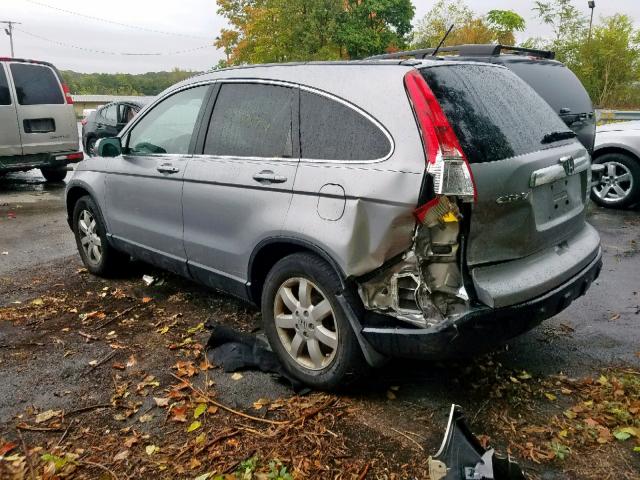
[559,156,575,176]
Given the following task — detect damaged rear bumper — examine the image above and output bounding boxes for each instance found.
[360,248,602,359]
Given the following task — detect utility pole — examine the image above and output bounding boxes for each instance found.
[1,20,21,57]
[587,1,596,43]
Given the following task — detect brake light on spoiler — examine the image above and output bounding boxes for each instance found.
[404,70,476,222]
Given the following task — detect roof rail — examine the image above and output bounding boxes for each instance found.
[368,44,555,60]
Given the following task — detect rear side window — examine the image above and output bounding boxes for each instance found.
[0,66,11,105]
[503,60,593,115]
[204,83,294,158]
[101,105,117,123]
[10,63,64,105]
[421,65,572,164]
[300,91,390,161]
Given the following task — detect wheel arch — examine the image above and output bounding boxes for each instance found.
[65,182,107,231]
[593,145,640,165]
[248,237,348,305]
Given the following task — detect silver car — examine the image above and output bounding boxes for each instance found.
[65,61,602,389]
[591,120,640,208]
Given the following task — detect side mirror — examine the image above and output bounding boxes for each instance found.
[96,137,122,157]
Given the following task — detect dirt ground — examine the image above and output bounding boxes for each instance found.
[0,256,638,479]
[1,171,639,479]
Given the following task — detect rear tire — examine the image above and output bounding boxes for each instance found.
[261,252,367,390]
[72,195,129,276]
[591,153,640,208]
[40,167,67,182]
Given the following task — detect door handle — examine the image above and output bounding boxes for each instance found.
[253,170,287,184]
[157,164,180,174]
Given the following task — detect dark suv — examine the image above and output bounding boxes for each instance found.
[82,101,145,156]
[370,44,596,155]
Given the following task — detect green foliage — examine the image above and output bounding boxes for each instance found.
[411,1,525,48]
[61,69,198,95]
[550,441,571,460]
[215,0,414,63]
[267,459,294,480]
[335,0,415,58]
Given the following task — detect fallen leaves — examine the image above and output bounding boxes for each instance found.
[35,410,62,424]
[145,444,159,456]
[187,420,202,432]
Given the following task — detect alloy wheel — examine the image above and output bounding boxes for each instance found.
[593,161,634,203]
[78,209,102,266]
[274,277,338,371]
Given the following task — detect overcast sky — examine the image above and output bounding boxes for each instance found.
[1,0,638,73]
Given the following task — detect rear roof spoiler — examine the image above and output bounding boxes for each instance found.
[368,44,555,60]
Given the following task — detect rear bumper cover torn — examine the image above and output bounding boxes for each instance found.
[360,247,602,359]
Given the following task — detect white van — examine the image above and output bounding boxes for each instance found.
[0,58,82,181]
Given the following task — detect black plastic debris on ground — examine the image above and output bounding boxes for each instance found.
[205,322,310,394]
[429,404,526,480]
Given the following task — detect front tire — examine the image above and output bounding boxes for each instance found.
[591,153,640,208]
[85,136,98,157]
[40,167,67,182]
[261,253,366,390]
[72,195,128,276]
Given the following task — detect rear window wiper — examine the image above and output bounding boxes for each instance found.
[541,131,577,144]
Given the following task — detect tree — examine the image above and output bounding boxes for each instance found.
[532,0,586,64]
[411,0,525,48]
[335,0,415,58]
[215,0,414,64]
[487,10,526,45]
[572,14,640,107]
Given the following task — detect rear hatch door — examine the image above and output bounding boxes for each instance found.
[9,62,78,155]
[420,63,596,306]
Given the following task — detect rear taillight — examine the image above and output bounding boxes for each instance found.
[55,152,83,162]
[81,118,87,126]
[62,83,74,104]
[404,70,476,213]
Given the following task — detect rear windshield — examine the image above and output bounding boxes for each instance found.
[10,63,64,105]
[420,64,573,164]
[502,60,593,115]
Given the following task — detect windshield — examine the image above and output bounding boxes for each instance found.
[420,64,574,164]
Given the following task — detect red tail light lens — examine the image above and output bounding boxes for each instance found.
[81,118,87,126]
[62,84,74,104]
[404,70,476,205]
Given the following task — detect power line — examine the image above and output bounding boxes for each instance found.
[14,27,214,56]
[24,0,211,40]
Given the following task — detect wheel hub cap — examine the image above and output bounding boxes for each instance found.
[78,209,102,266]
[274,277,338,371]
[593,161,633,203]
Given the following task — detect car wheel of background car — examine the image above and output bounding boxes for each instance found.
[261,252,367,390]
[72,195,129,276]
[40,167,68,182]
[86,136,98,157]
[591,153,640,208]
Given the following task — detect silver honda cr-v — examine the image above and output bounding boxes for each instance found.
[66,60,602,389]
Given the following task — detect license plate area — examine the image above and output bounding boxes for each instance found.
[532,173,584,228]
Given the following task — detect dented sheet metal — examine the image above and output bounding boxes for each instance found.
[358,195,470,328]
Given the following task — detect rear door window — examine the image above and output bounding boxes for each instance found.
[0,66,11,105]
[300,91,391,161]
[127,85,208,155]
[502,60,593,115]
[10,63,64,105]
[204,83,294,158]
[420,64,573,164]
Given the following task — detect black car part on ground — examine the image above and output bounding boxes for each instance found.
[428,404,525,480]
[205,322,310,393]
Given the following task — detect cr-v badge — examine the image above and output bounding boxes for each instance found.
[496,191,530,204]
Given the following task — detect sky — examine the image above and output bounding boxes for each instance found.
[0,0,638,73]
